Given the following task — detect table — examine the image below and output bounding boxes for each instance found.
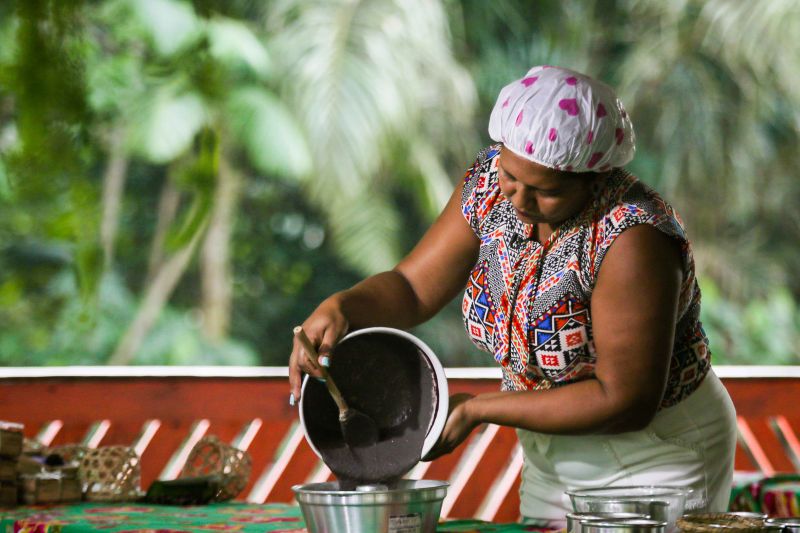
[729,474,800,517]
[0,503,547,532]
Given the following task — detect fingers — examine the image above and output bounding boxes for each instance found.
[294,327,322,372]
[288,338,305,406]
[317,326,344,367]
[420,421,455,462]
[421,436,455,462]
[288,323,341,405]
[421,394,478,461]
[287,297,350,407]
[421,444,444,462]
[288,369,301,407]
[293,331,325,378]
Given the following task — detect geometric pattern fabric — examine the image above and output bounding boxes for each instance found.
[460,144,710,407]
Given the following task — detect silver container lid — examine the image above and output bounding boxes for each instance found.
[581,518,667,533]
[568,512,650,521]
[293,479,448,506]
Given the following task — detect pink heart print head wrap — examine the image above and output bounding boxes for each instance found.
[488,66,635,172]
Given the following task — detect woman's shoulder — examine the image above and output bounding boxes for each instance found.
[586,170,695,296]
[463,144,501,188]
[461,144,504,234]
[598,170,688,242]
[474,144,501,167]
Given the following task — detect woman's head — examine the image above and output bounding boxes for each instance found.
[489,66,635,173]
[497,146,602,226]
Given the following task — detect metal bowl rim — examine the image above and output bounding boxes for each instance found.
[566,485,693,497]
[583,519,668,526]
[567,512,650,520]
[766,518,800,525]
[292,479,449,496]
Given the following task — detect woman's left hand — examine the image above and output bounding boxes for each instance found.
[422,392,479,461]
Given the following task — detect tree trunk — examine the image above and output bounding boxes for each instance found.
[146,178,181,284]
[100,127,129,267]
[200,155,241,341]
[109,222,206,365]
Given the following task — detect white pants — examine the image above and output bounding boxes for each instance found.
[517,370,737,522]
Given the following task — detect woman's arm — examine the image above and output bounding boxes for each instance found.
[426,223,683,458]
[288,180,480,401]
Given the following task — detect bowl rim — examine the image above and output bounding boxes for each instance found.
[565,485,692,497]
[582,519,668,527]
[291,479,450,495]
[298,327,449,463]
[566,512,650,518]
[766,518,800,525]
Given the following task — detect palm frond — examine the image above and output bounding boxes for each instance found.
[226,86,311,178]
[126,87,208,163]
[124,0,203,56]
[266,0,476,274]
[207,17,271,79]
[327,190,401,274]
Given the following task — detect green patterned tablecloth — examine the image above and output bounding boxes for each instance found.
[0,503,547,533]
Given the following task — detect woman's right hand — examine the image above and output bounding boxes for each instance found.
[288,295,350,406]
[287,177,479,407]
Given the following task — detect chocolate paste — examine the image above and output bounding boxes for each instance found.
[302,332,437,489]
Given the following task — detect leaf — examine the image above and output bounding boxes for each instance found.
[207,17,271,79]
[126,0,202,56]
[166,189,212,251]
[227,86,311,178]
[177,127,219,191]
[127,89,208,164]
[407,138,456,217]
[86,53,142,115]
[0,156,11,201]
[75,241,104,308]
[327,191,401,275]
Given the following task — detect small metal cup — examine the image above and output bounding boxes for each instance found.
[766,517,800,533]
[581,518,667,533]
[583,500,670,523]
[567,512,648,533]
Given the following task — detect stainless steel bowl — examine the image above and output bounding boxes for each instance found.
[293,479,448,533]
[567,486,688,533]
[729,512,767,520]
[766,517,800,533]
[567,512,649,533]
[572,501,669,524]
[581,518,667,533]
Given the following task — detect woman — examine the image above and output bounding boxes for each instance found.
[288,66,737,521]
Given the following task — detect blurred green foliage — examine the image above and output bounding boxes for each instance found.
[0,0,798,366]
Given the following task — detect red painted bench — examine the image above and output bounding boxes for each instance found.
[2,366,799,522]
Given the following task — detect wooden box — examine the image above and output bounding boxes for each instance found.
[0,459,17,483]
[0,422,23,459]
[19,467,82,505]
[0,482,16,507]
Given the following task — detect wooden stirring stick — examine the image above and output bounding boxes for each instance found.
[293,326,379,448]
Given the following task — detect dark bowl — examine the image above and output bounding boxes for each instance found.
[299,328,447,488]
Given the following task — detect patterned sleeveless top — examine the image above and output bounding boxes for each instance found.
[460,145,710,408]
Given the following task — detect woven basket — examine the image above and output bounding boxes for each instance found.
[677,513,764,533]
[49,444,90,464]
[179,436,251,501]
[79,446,141,502]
